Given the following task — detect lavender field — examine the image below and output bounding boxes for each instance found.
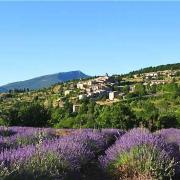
[0,127,179,180]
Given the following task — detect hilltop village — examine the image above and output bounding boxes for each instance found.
[0,63,180,129]
[75,69,178,100]
[0,69,180,113]
[56,69,180,111]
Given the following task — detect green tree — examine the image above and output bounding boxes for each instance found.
[55,117,74,128]
[6,102,50,127]
[122,85,129,94]
[163,83,180,99]
[50,108,65,126]
[157,115,179,129]
[97,103,136,129]
[134,83,146,96]
[140,102,159,131]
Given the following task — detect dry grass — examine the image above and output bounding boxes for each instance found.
[53,129,73,137]
[96,99,120,106]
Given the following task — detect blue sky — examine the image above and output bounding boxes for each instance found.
[0,2,180,85]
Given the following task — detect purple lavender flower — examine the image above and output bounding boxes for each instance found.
[156,128,180,146]
[99,128,178,179]
[0,126,56,151]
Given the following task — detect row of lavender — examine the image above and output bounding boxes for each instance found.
[0,126,57,151]
[0,127,180,179]
[0,127,123,179]
[100,128,180,179]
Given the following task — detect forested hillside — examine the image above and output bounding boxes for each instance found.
[127,63,180,76]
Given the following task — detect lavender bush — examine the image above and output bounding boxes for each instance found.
[156,128,180,177]
[0,126,56,151]
[0,127,122,179]
[156,128,180,147]
[99,128,178,180]
[0,127,179,179]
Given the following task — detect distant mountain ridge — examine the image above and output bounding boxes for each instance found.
[0,87,8,93]
[0,71,89,92]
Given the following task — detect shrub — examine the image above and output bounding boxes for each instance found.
[99,128,178,180]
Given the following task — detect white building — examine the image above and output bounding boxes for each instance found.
[129,85,135,93]
[109,91,118,101]
[77,82,85,90]
[150,80,166,86]
[55,98,65,108]
[79,94,87,100]
[86,88,92,93]
[87,92,93,97]
[64,90,72,96]
[95,75,109,83]
[92,85,100,91]
[143,82,149,86]
[87,80,95,86]
[73,104,81,113]
[145,72,158,79]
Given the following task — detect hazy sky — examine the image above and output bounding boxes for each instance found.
[0,1,180,85]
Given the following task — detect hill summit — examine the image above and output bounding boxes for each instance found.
[0,71,89,92]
